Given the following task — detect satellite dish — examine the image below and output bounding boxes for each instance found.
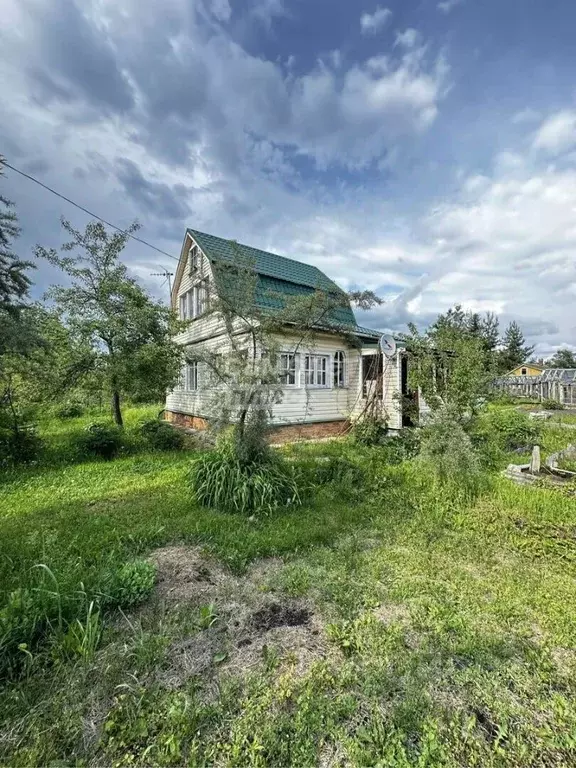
[379,334,397,358]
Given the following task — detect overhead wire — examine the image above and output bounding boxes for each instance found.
[3,161,180,262]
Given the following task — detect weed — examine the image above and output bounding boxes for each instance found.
[76,422,124,460]
[139,419,185,451]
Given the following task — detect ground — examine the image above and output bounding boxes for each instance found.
[1,405,576,766]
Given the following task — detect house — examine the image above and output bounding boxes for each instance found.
[505,362,545,377]
[164,229,417,441]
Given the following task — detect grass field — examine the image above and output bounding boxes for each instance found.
[2,405,576,766]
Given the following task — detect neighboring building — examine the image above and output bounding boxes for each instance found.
[164,229,418,441]
[505,362,545,377]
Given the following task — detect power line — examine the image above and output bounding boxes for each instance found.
[3,161,180,262]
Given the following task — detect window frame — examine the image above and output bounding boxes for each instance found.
[333,350,347,389]
[189,244,200,275]
[278,352,299,387]
[185,361,199,391]
[521,367,527,375]
[304,354,329,388]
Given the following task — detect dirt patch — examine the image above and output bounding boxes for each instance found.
[148,546,334,686]
[251,602,312,631]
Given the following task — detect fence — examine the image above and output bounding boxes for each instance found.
[494,369,576,406]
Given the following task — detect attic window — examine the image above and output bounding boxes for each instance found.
[521,367,527,375]
[189,245,200,274]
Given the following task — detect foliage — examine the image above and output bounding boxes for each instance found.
[190,446,302,516]
[55,401,85,419]
[76,422,124,460]
[498,320,534,373]
[139,419,185,451]
[419,408,483,495]
[0,156,35,360]
[542,398,564,410]
[36,219,182,426]
[377,429,422,464]
[476,407,541,452]
[403,306,495,422]
[546,348,576,369]
[351,414,388,446]
[106,560,156,607]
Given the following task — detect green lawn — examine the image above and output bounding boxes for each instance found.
[2,406,576,766]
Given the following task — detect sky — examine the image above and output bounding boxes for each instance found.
[1,0,576,356]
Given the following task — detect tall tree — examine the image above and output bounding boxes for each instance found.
[547,348,576,369]
[498,320,534,373]
[36,219,182,426]
[0,156,35,359]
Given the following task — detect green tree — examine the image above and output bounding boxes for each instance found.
[547,348,576,369]
[36,219,182,426]
[0,156,35,360]
[404,309,493,423]
[498,320,534,373]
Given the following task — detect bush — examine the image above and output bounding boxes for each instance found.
[105,559,157,607]
[55,401,85,419]
[478,408,541,452]
[377,430,421,465]
[419,409,483,495]
[541,398,564,410]
[190,449,302,516]
[351,415,388,446]
[76,422,123,460]
[139,419,185,451]
[0,425,42,467]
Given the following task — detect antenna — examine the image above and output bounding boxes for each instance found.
[150,269,174,302]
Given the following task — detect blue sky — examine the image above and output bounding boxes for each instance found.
[1,0,576,354]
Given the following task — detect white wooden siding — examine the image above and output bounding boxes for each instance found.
[349,350,402,430]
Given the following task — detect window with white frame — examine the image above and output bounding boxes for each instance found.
[185,361,199,391]
[333,351,346,388]
[305,354,328,387]
[196,278,209,316]
[179,293,189,320]
[278,352,298,386]
[189,244,200,274]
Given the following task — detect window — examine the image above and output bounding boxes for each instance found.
[179,293,189,320]
[189,245,200,274]
[521,367,527,375]
[278,352,298,386]
[185,361,199,391]
[362,354,383,399]
[196,278,209,316]
[333,351,346,388]
[305,354,328,387]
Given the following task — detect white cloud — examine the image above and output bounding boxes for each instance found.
[360,6,392,35]
[532,110,576,155]
[437,0,463,14]
[512,107,541,124]
[208,0,232,22]
[394,28,419,49]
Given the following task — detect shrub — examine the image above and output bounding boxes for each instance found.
[190,449,302,516]
[76,422,123,460]
[105,559,157,607]
[139,419,185,451]
[419,409,483,495]
[351,415,388,446]
[478,408,541,452]
[377,430,421,465]
[541,398,564,410]
[55,402,85,419]
[0,425,42,467]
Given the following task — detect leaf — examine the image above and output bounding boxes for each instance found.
[213,651,228,664]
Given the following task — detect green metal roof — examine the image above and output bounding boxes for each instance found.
[187,227,386,339]
[188,229,340,293]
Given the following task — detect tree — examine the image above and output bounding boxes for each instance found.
[36,219,182,426]
[547,348,576,369]
[0,156,35,360]
[498,321,534,373]
[403,308,494,423]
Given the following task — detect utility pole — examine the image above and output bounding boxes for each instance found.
[151,270,174,303]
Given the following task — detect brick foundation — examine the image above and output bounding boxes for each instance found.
[163,410,349,443]
[163,410,210,431]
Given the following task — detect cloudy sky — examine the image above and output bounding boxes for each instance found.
[2,0,576,354]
